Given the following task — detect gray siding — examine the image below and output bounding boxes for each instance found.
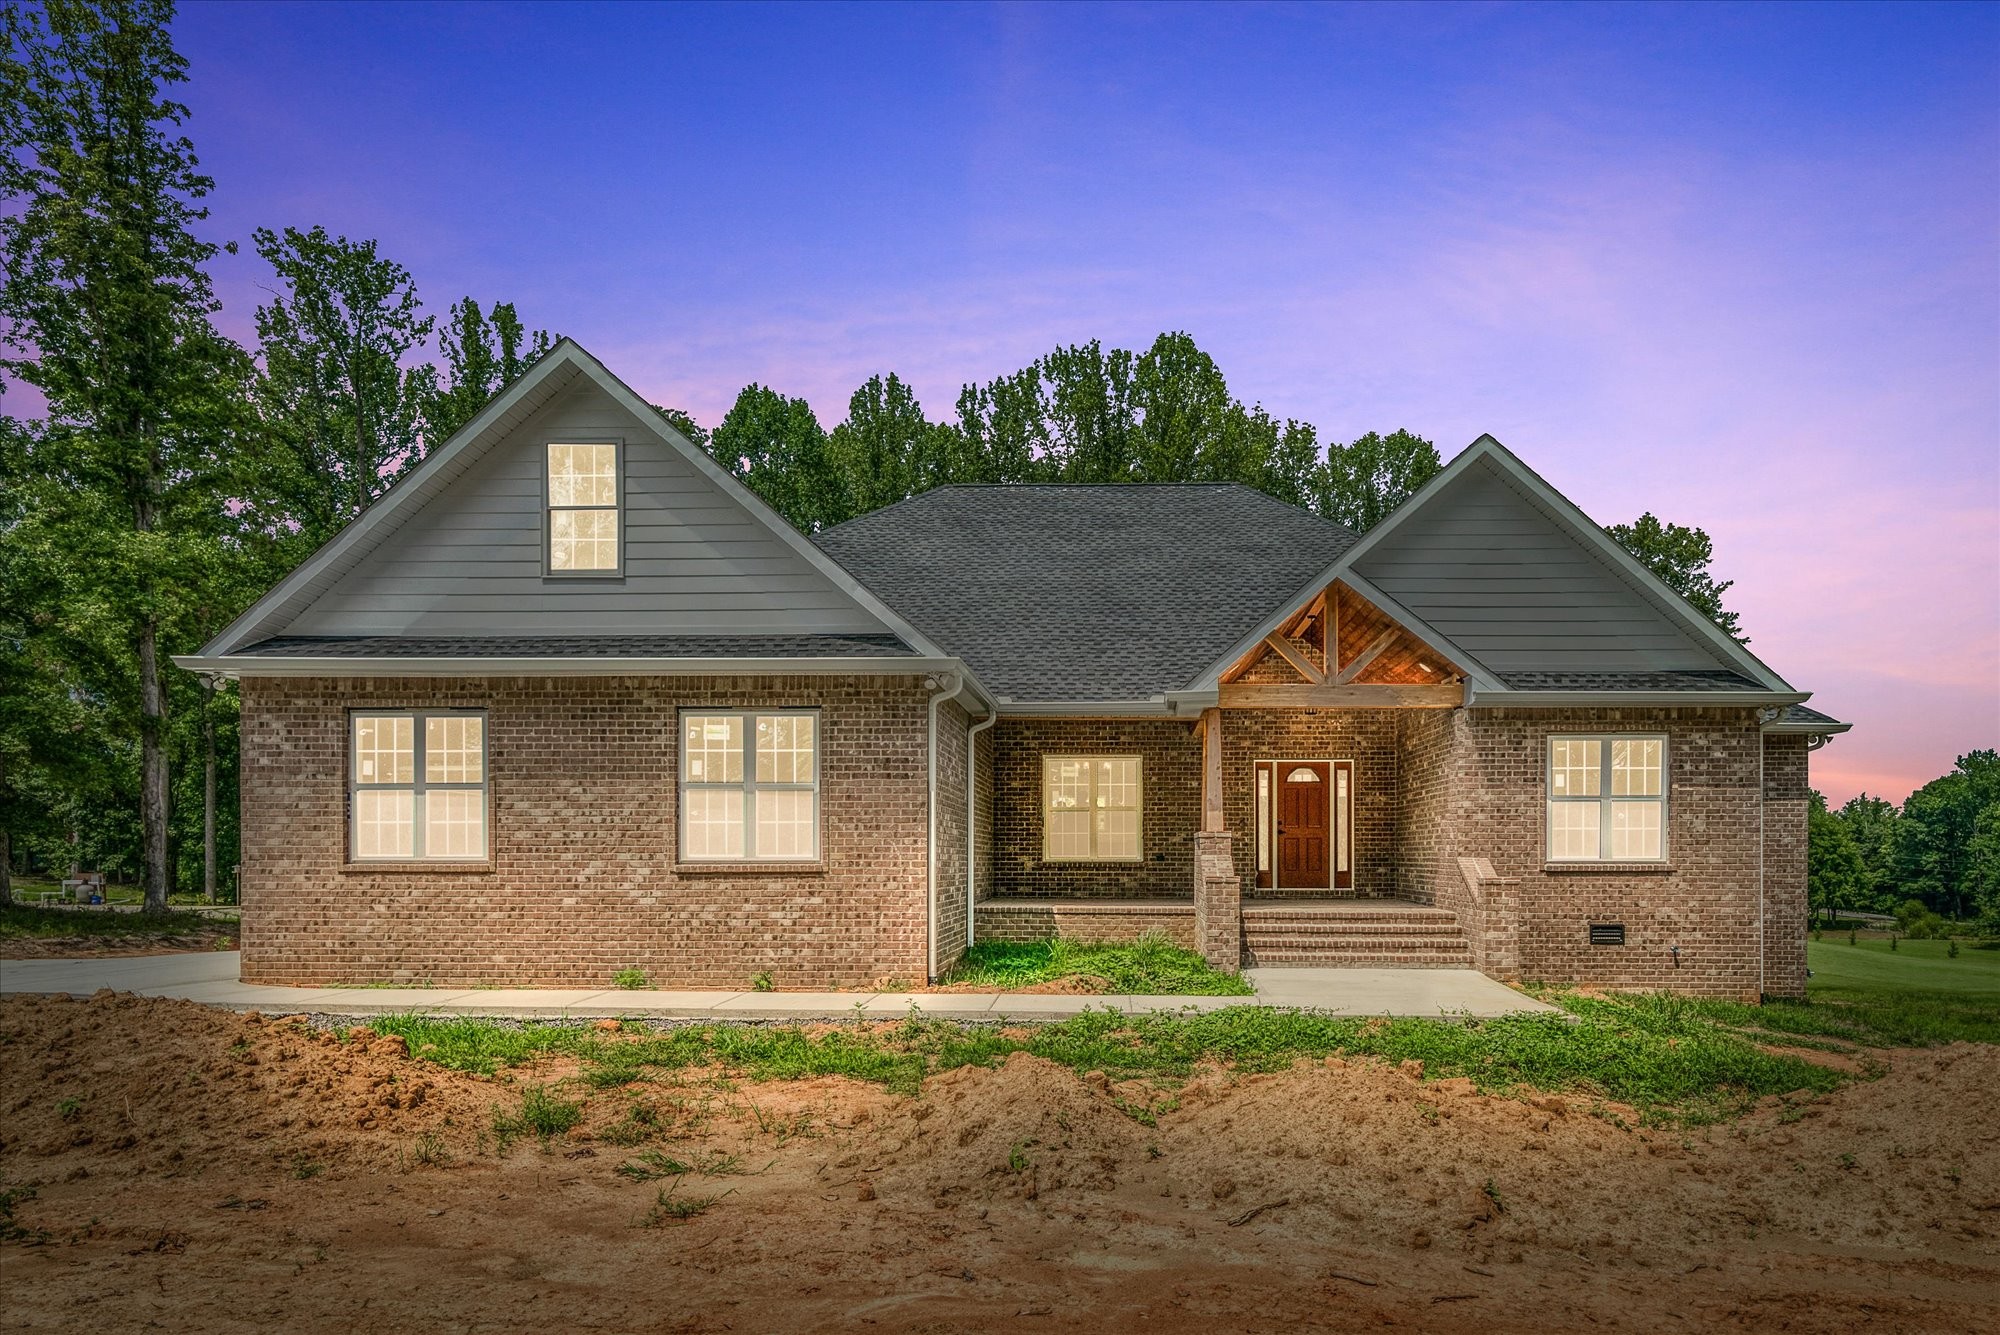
[1352,458,1726,673]
[280,381,894,639]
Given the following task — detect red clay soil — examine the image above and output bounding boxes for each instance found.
[1,993,1995,1334]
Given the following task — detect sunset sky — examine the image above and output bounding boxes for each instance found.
[171,1,1997,804]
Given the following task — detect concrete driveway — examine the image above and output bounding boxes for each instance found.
[0,952,1557,1021]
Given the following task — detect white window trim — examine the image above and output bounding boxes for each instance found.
[543,438,625,578]
[1041,755,1144,863]
[348,709,489,862]
[1545,733,1669,863]
[678,708,822,863]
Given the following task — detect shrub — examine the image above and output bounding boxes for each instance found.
[750,971,776,993]
[612,968,650,990]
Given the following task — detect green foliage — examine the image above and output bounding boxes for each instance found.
[611,967,650,990]
[1806,790,1866,925]
[750,970,776,993]
[1316,429,1442,532]
[0,904,234,939]
[1892,751,2000,921]
[419,298,553,446]
[1836,794,1900,908]
[249,223,434,546]
[491,1084,583,1147]
[941,934,1254,995]
[709,385,846,531]
[1606,512,1746,643]
[828,372,954,516]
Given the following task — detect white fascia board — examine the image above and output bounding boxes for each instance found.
[993,697,1186,718]
[1765,719,1853,735]
[1464,689,1812,708]
[195,348,588,657]
[560,346,956,663]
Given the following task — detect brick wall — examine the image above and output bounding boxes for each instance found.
[1219,708,1404,898]
[974,899,1195,946]
[932,698,972,977]
[1457,707,1770,1000]
[989,718,1199,899]
[238,674,938,989]
[1762,733,1810,1000]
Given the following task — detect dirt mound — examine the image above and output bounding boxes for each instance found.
[1,994,1995,1334]
[1,932,236,959]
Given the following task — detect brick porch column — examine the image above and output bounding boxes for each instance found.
[1192,707,1239,969]
[1193,831,1240,970]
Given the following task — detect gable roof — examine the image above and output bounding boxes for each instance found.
[1186,435,1808,706]
[813,484,1360,704]
[181,341,983,695]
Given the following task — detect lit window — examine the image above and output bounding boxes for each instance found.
[1547,735,1666,862]
[351,712,487,860]
[1042,756,1142,862]
[680,711,819,861]
[547,442,620,572]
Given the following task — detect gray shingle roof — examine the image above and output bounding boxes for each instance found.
[234,634,915,658]
[1775,704,1850,731]
[1495,670,1765,692]
[814,484,1359,701]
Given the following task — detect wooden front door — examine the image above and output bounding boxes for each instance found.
[1277,762,1330,888]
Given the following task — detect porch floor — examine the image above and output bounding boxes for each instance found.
[1242,898,1447,914]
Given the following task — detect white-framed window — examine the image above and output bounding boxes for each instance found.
[350,711,488,861]
[546,441,621,573]
[1547,735,1667,862]
[680,710,820,861]
[1042,756,1142,862]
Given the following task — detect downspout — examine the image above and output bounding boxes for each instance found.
[966,707,998,949]
[926,671,968,982]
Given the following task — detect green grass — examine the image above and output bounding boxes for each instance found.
[1808,936,2000,998]
[370,988,1956,1125]
[491,1084,584,1147]
[939,933,1254,995]
[0,903,238,939]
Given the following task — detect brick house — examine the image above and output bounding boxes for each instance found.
[180,341,1849,999]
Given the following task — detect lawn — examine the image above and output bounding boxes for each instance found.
[938,934,1253,995]
[0,903,239,940]
[1807,935,2000,999]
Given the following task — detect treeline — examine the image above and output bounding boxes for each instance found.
[1808,751,2000,931]
[0,1,1746,912]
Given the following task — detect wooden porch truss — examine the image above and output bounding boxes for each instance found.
[1217,581,1464,709]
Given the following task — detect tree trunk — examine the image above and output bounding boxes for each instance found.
[0,823,12,911]
[139,618,170,916]
[202,679,217,902]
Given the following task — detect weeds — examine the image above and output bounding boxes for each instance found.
[290,1157,325,1180]
[492,1085,584,1148]
[612,968,651,990]
[639,1180,733,1226]
[751,971,776,993]
[1007,1142,1031,1173]
[942,932,1253,996]
[407,1132,451,1169]
[602,1101,663,1146]
[616,1149,746,1181]
[55,1097,82,1122]
[0,1186,47,1243]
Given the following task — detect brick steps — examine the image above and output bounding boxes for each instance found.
[1242,901,1474,969]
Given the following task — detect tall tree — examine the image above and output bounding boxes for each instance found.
[1967,803,2000,933]
[829,374,947,515]
[420,297,552,445]
[1,0,242,914]
[1131,332,1234,482]
[251,224,433,547]
[1892,751,2000,920]
[1608,512,1746,643]
[1317,429,1441,532]
[1806,790,1866,926]
[710,385,846,531]
[1836,793,1899,908]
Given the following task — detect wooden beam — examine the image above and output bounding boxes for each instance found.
[1219,682,1462,710]
[1335,628,1398,684]
[1261,633,1325,685]
[1328,584,1343,673]
[1200,707,1225,832]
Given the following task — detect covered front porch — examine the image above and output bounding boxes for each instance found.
[972,580,1494,973]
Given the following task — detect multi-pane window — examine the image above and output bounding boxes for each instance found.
[547,442,620,572]
[350,712,488,861]
[1547,735,1667,862]
[1042,757,1142,862]
[680,711,820,861]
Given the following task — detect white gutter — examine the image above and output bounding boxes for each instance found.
[965,706,998,949]
[1464,689,1811,708]
[926,671,969,982]
[171,654,972,680]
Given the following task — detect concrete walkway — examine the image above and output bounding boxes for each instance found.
[0,952,1556,1021]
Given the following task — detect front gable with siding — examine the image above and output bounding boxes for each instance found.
[183,348,1846,999]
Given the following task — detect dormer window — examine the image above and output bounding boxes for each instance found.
[546,442,621,574]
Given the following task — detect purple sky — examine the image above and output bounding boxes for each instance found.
[162,2,2000,803]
